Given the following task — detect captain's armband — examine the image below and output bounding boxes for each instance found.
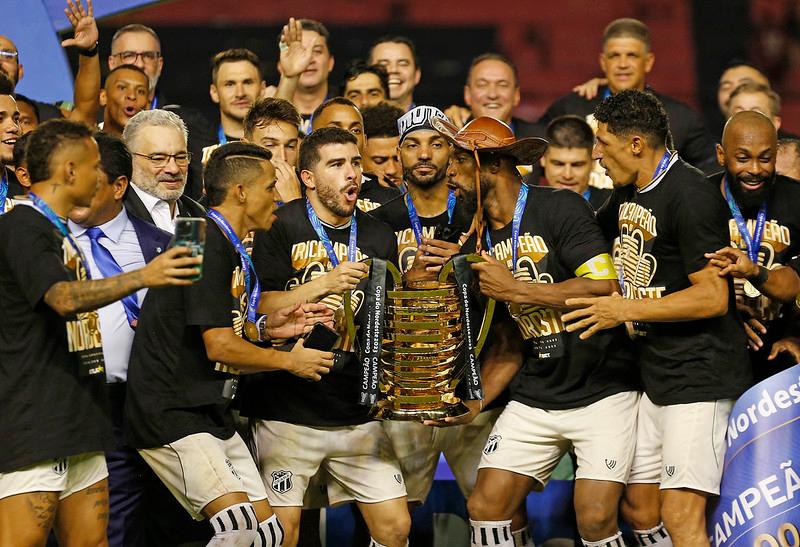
[574,253,618,280]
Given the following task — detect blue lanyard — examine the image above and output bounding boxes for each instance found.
[217,125,228,145]
[581,188,591,202]
[602,87,612,100]
[0,171,7,214]
[305,198,357,267]
[723,177,767,264]
[207,209,260,324]
[150,95,158,109]
[405,188,456,245]
[29,192,91,279]
[485,183,529,273]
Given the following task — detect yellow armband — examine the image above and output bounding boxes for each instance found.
[574,253,618,280]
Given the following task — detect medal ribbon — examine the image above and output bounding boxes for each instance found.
[405,188,456,245]
[723,177,767,264]
[0,171,7,213]
[305,198,357,267]
[485,183,529,273]
[217,125,228,145]
[207,209,260,325]
[29,192,91,279]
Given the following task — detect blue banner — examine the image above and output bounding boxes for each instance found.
[709,365,800,546]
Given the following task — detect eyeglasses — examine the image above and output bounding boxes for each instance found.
[133,152,192,168]
[112,50,161,64]
[0,50,18,61]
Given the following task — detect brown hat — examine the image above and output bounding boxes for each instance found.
[431,116,548,165]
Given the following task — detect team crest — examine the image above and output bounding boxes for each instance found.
[605,459,617,470]
[52,458,68,477]
[271,470,293,494]
[665,465,675,477]
[483,434,502,455]
[394,473,403,484]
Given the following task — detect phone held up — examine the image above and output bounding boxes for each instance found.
[170,217,206,281]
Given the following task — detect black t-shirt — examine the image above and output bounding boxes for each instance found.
[371,189,471,273]
[0,205,112,472]
[463,187,637,410]
[587,187,612,211]
[597,158,752,404]
[241,199,397,426]
[357,173,402,213]
[125,220,246,448]
[538,86,717,173]
[710,172,800,374]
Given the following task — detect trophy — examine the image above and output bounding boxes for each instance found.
[347,255,495,421]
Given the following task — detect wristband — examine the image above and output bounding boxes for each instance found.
[78,42,99,57]
[751,265,769,288]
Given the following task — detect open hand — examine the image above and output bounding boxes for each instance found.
[61,0,98,50]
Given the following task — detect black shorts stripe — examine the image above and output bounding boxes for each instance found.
[227,508,238,530]
[240,505,253,529]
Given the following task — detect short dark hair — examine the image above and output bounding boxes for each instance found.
[301,19,330,47]
[13,93,39,123]
[369,36,419,68]
[0,72,14,95]
[593,90,670,148]
[12,131,31,167]
[778,137,800,152]
[311,97,360,128]
[603,18,651,50]
[104,64,149,87]
[94,131,132,183]
[467,53,519,87]
[203,141,273,207]
[546,115,594,151]
[210,48,262,83]
[362,102,404,139]
[341,60,390,98]
[728,82,781,117]
[26,119,93,183]
[721,59,766,79]
[244,98,301,138]
[298,127,357,173]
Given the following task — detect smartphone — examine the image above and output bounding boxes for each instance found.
[433,223,462,244]
[304,322,340,352]
[170,217,206,281]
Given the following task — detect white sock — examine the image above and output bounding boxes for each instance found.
[633,523,673,546]
[207,502,259,546]
[470,519,514,546]
[512,526,535,547]
[253,513,284,546]
[582,530,624,547]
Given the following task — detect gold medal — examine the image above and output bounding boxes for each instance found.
[743,280,761,298]
[508,302,523,319]
[244,321,261,342]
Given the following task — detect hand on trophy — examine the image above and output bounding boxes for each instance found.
[318,261,369,296]
[264,302,334,340]
[422,399,482,427]
[286,337,335,381]
[417,237,462,272]
[471,251,521,302]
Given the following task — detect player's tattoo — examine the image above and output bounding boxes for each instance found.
[44,272,143,316]
[26,493,57,529]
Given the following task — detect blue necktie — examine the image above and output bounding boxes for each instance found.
[86,227,140,328]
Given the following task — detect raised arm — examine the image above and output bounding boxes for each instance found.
[61,0,101,127]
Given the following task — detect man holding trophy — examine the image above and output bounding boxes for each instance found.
[431,116,639,547]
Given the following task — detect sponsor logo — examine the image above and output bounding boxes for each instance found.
[665,465,676,477]
[605,459,617,470]
[224,458,240,480]
[271,470,293,494]
[394,473,403,484]
[483,434,502,455]
[52,458,68,477]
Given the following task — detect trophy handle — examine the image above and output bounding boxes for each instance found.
[438,254,496,357]
[343,259,402,342]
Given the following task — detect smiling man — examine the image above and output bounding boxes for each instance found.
[369,36,421,112]
[100,65,150,137]
[210,48,267,143]
[0,91,20,213]
[341,60,390,111]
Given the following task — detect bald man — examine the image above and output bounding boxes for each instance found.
[706,111,800,380]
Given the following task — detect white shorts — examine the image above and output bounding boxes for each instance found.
[138,432,267,520]
[0,452,108,501]
[479,392,640,488]
[380,407,503,502]
[252,420,406,507]
[628,393,733,495]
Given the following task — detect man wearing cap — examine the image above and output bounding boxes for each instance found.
[432,115,639,547]
[371,105,471,275]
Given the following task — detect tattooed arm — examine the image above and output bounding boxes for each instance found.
[43,247,200,316]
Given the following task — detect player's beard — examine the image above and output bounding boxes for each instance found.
[455,173,492,218]
[403,160,447,189]
[317,181,357,219]
[727,168,775,212]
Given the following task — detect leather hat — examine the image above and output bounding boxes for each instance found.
[431,116,548,165]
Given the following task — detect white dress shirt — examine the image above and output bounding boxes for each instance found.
[69,208,147,383]
[130,182,178,234]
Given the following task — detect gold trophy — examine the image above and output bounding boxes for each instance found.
[349,255,495,421]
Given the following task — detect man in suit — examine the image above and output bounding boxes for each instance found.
[122,109,205,233]
[68,132,173,546]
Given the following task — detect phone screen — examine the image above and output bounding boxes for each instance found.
[170,217,206,281]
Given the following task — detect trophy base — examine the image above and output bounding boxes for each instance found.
[369,400,470,422]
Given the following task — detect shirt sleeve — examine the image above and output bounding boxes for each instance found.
[252,217,293,291]
[5,218,72,307]
[184,226,235,328]
[551,190,613,273]
[673,178,730,274]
